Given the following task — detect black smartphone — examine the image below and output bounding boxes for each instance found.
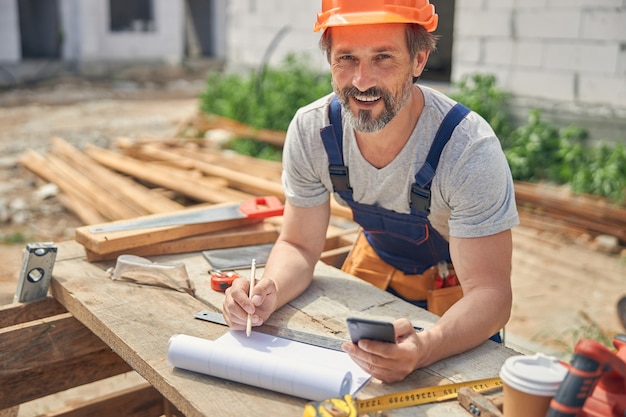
[346,317,396,344]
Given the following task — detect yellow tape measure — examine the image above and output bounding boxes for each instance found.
[303,376,502,416]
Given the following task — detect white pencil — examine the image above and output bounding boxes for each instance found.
[246,258,256,337]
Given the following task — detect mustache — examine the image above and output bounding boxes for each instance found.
[341,86,386,100]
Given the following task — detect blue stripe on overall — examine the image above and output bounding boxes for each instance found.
[320,96,503,343]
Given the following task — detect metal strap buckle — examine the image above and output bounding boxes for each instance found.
[410,184,431,214]
[329,165,352,192]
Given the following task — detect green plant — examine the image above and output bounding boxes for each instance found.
[548,311,616,356]
[570,143,626,203]
[449,73,513,140]
[200,53,332,158]
[2,231,28,244]
[504,109,588,183]
[451,73,625,204]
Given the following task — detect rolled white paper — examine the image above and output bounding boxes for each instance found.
[168,333,353,401]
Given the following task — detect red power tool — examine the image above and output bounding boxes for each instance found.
[546,334,626,417]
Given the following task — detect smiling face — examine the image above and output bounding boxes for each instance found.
[328,23,428,133]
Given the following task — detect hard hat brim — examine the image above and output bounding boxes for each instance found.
[314,10,438,32]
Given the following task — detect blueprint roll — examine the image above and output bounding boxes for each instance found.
[167,333,353,401]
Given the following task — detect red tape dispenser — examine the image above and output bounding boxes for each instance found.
[210,270,240,292]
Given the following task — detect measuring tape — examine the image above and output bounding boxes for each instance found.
[303,376,503,416]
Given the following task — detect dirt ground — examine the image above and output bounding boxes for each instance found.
[1,76,625,415]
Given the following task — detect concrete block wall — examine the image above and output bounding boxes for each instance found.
[0,0,20,63]
[453,0,626,142]
[60,0,185,63]
[226,0,328,74]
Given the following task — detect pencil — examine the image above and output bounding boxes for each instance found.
[246,258,256,337]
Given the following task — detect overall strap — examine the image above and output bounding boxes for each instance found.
[320,96,353,198]
[411,103,471,215]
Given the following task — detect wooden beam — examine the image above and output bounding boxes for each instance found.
[40,383,164,417]
[74,202,264,255]
[0,297,67,328]
[84,145,251,204]
[179,112,286,148]
[0,313,131,409]
[51,138,184,215]
[515,181,626,241]
[84,222,280,262]
[19,150,106,225]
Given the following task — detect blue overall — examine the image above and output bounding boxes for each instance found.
[320,96,502,343]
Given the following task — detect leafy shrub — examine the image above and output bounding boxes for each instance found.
[200,53,332,159]
[451,73,625,203]
[201,59,625,203]
[449,73,513,140]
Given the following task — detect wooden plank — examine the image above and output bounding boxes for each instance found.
[84,144,251,203]
[51,137,184,215]
[56,193,106,225]
[178,112,286,148]
[514,181,626,241]
[170,146,283,183]
[41,383,164,417]
[45,153,144,220]
[134,145,354,220]
[0,313,131,408]
[0,407,18,417]
[74,202,263,255]
[50,240,517,417]
[19,150,106,225]
[0,297,67,328]
[106,144,285,198]
[83,222,280,262]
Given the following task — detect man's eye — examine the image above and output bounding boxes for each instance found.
[340,55,355,61]
[376,54,391,60]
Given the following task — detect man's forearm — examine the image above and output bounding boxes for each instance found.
[414,287,512,369]
[261,240,317,311]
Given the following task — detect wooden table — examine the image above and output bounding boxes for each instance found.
[50,240,517,417]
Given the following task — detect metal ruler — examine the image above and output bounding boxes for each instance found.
[194,310,345,351]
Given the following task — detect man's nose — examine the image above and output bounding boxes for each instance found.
[352,61,377,92]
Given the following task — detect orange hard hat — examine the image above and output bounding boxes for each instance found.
[314,0,438,32]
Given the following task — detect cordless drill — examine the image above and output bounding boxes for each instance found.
[546,334,626,417]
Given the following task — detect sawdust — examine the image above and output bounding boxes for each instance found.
[0,77,624,415]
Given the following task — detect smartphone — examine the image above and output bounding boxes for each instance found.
[346,317,396,344]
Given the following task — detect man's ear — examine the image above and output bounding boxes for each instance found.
[413,50,430,78]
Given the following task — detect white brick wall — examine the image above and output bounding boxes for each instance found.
[224,1,625,139]
[453,1,626,113]
[59,0,184,62]
[0,0,20,62]
[226,0,325,72]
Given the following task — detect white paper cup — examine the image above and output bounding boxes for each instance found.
[499,353,568,417]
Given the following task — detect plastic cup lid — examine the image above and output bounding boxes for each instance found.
[499,353,568,396]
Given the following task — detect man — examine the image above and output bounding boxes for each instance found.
[223,0,519,383]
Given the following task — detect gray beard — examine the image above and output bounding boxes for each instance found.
[333,78,414,133]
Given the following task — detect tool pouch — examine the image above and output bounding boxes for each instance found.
[341,232,395,291]
[427,283,463,316]
[342,233,462,316]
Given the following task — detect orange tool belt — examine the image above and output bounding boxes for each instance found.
[341,232,463,316]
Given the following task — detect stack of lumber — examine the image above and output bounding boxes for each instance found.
[514,182,626,245]
[18,114,626,262]
[19,136,357,263]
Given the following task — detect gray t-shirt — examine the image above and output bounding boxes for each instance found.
[281,85,519,240]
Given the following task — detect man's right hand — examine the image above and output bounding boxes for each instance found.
[222,276,278,330]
